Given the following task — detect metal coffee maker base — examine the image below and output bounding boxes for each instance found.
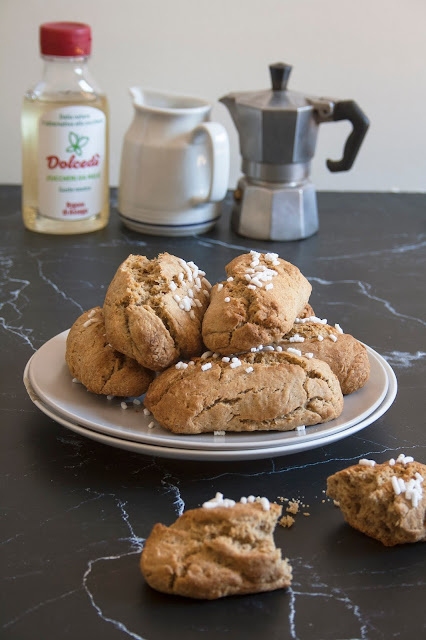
[232,177,319,241]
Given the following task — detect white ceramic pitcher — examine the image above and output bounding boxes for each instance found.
[118,88,230,236]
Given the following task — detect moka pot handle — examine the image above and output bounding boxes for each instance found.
[326,100,370,172]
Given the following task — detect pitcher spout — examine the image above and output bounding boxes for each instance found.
[129,86,144,107]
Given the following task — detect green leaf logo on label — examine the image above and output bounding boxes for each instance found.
[66,132,89,156]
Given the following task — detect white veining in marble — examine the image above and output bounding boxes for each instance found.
[79,469,184,639]
[0,254,36,350]
[309,276,426,327]
[196,239,425,329]
[34,256,84,314]
[84,552,146,640]
[287,558,370,640]
[317,236,426,261]
[0,315,36,351]
[82,495,146,640]
[288,588,369,640]
[383,350,426,369]
[287,586,297,639]
[3,569,43,581]
[3,588,82,630]
[196,234,426,262]
[196,237,262,252]
[47,237,147,249]
[0,532,24,546]
[199,445,425,483]
[160,471,185,516]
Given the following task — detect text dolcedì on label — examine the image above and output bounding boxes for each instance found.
[38,105,106,220]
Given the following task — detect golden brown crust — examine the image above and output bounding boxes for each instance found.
[202,253,312,355]
[140,502,292,599]
[279,321,370,395]
[327,460,426,546]
[65,307,154,396]
[103,253,211,371]
[144,350,343,434]
[299,303,315,319]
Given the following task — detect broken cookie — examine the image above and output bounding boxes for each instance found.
[103,253,211,371]
[327,455,426,546]
[140,494,292,599]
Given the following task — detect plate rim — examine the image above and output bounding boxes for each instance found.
[24,362,397,461]
[25,330,396,452]
[28,330,389,451]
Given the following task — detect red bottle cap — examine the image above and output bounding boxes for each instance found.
[40,22,92,57]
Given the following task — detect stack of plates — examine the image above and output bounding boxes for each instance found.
[24,331,397,461]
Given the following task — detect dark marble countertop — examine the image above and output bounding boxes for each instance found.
[1,186,425,639]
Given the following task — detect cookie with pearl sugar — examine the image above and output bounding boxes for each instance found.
[103,253,211,371]
[327,455,426,546]
[144,348,343,434]
[279,318,370,395]
[140,495,292,599]
[202,251,312,356]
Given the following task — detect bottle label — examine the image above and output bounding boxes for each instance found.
[38,106,106,220]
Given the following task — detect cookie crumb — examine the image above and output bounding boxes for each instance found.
[279,515,295,528]
[286,500,299,515]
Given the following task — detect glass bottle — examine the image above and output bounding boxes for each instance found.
[21,22,109,234]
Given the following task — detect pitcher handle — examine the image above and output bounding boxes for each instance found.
[191,122,230,204]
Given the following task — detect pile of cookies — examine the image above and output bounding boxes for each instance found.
[66,250,370,434]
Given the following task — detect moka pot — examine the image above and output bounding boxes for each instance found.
[220,62,369,241]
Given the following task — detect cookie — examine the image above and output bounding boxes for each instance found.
[299,303,315,319]
[279,319,370,395]
[65,307,154,396]
[202,251,312,355]
[327,455,426,546]
[103,253,211,371]
[144,348,343,434]
[140,496,292,599]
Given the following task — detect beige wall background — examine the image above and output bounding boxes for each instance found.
[1,0,425,191]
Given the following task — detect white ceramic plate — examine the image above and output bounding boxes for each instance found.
[26,330,392,451]
[24,361,397,461]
